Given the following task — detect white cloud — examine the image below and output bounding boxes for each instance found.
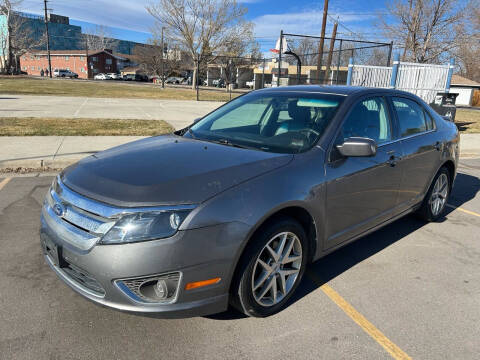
[253,10,375,40]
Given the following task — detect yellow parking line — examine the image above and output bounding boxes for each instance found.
[446,204,480,218]
[307,272,411,360]
[0,177,11,191]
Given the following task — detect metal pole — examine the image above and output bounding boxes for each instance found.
[43,0,52,78]
[85,37,89,79]
[387,41,393,66]
[262,58,265,89]
[336,39,342,84]
[346,57,353,86]
[196,54,200,101]
[161,26,165,88]
[325,21,337,85]
[316,0,329,84]
[390,53,400,89]
[277,30,283,87]
[445,58,455,93]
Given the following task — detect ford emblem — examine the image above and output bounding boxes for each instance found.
[53,203,65,217]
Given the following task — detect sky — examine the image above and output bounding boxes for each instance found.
[20,0,392,51]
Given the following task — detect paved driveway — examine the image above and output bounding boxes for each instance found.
[0,159,479,359]
[0,95,222,130]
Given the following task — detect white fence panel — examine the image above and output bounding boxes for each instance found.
[351,65,392,88]
[350,62,449,104]
[395,62,449,104]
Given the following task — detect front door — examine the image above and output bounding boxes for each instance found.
[324,96,404,250]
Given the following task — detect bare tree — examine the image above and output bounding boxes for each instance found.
[1,0,44,73]
[83,25,118,51]
[146,0,253,89]
[454,4,480,82]
[134,40,186,78]
[379,0,467,63]
[291,38,318,66]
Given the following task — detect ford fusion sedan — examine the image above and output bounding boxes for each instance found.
[40,86,459,318]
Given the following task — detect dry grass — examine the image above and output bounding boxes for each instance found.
[0,117,174,136]
[455,109,480,133]
[0,76,240,101]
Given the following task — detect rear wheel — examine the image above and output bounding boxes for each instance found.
[416,167,450,222]
[231,217,308,317]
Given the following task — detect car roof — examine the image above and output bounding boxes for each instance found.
[255,85,408,97]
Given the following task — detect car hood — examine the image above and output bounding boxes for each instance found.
[61,135,293,207]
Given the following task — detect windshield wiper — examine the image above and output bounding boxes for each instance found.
[209,138,267,151]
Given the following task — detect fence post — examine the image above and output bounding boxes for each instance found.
[346,57,354,86]
[390,53,400,89]
[387,41,393,66]
[445,58,455,93]
[336,39,342,85]
[262,58,265,89]
[277,30,283,87]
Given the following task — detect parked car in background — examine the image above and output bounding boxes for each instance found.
[246,80,254,89]
[212,78,225,88]
[53,69,78,78]
[166,76,184,84]
[108,73,122,80]
[40,86,459,318]
[123,74,148,82]
[94,73,111,80]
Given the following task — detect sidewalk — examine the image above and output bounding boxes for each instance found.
[0,134,479,171]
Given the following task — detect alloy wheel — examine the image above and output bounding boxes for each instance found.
[429,173,448,216]
[251,232,303,307]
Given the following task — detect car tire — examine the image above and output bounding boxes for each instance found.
[231,217,308,317]
[416,166,451,222]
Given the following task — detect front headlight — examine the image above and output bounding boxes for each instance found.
[101,210,190,244]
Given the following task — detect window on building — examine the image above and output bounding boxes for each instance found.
[106,58,112,65]
[31,66,35,70]
[80,56,84,61]
[65,56,69,61]
[66,67,70,71]
[92,57,98,62]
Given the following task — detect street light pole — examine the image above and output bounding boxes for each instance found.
[43,0,52,78]
[161,26,165,88]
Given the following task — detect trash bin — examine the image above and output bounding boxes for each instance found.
[430,92,458,121]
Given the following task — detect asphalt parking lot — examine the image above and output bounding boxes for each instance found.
[0,159,479,360]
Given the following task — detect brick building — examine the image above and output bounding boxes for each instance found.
[20,49,130,79]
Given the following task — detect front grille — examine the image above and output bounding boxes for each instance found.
[62,262,106,296]
[42,177,115,250]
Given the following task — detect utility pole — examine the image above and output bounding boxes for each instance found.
[324,21,337,85]
[316,0,329,84]
[161,26,165,88]
[85,37,89,79]
[43,0,52,78]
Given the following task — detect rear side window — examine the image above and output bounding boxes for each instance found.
[392,97,430,137]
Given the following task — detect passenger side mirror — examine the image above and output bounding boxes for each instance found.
[336,137,377,157]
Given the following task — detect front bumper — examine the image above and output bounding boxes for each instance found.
[40,215,249,318]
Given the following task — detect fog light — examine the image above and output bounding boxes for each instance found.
[154,279,168,299]
[116,272,181,303]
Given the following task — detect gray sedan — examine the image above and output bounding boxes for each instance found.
[40,86,459,318]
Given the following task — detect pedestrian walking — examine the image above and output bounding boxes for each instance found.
[45,69,49,77]
[40,69,44,77]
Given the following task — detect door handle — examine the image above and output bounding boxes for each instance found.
[435,141,442,151]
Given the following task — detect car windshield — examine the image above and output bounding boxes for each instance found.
[185,92,344,153]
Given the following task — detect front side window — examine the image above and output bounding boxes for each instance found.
[187,93,344,153]
[340,97,392,145]
[392,97,429,137]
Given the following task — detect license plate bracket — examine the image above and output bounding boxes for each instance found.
[42,234,65,268]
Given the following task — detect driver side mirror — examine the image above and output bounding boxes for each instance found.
[336,137,377,157]
[193,117,202,125]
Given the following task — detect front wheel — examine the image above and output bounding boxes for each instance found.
[416,167,451,222]
[231,217,308,317]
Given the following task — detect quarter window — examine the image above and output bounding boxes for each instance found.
[340,97,392,145]
[392,97,429,137]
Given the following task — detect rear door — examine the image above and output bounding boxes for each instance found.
[324,96,405,250]
[390,97,441,208]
